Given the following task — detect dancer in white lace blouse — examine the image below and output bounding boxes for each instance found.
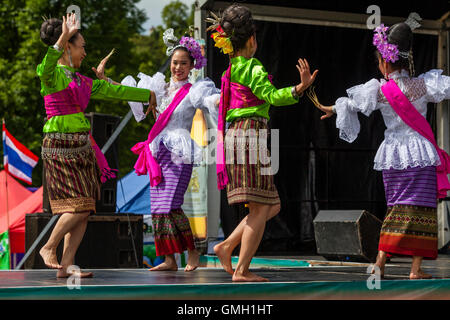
[121,29,220,272]
[315,21,450,279]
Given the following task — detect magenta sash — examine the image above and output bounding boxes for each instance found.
[44,73,117,183]
[229,84,266,109]
[216,64,271,189]
[381,79,450,199]
[131,82,192,187]
[216,65,232,189]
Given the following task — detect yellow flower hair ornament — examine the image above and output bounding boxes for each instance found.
[206,12,233,55]
[210,25,233,55]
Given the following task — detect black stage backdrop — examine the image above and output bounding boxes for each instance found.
[207,2,441,255]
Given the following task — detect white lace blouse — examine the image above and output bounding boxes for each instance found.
[334,69,450,171]
[124,72,220,164]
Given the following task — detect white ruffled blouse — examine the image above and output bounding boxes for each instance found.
[124,72,220,164]
[334,69,450,171]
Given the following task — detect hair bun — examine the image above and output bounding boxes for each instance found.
[40,18,62,46]
[220,4,256,52]
[387,22,413,53]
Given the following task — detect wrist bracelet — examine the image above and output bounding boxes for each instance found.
[291,86,299,99]
[291,86,304,99]
[53,44,62,52]
[107,77,113,84]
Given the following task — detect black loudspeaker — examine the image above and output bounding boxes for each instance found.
[313,210,382,263]
[42,113,120,213]
[85,112,120,213]
[25,212,143,269]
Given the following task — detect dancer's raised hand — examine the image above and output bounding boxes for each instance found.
[295,58,319,95]
[56,13,79,49]
[92,49,115,81]
[62,13,79,39]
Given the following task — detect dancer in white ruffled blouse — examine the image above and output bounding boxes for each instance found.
[314,21,450,279]
[131,71,219,165]
[113,29,220,272]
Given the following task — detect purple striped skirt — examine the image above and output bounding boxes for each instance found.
[150,143,193,214]
[382,166,437,208]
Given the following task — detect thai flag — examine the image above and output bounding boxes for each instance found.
[2,120,38,184]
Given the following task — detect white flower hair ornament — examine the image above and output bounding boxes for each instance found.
[163,28,207,70]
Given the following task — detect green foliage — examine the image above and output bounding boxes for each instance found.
[0,0,194,186]
[161,0,189,35]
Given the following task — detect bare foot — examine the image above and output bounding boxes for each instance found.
[410,269,432,279]
[56,269,94,278]
[214,242,233,275]
[39,246,62,269]
[149,261,178,271]
[185,249,199,272]
[232,270,269,282]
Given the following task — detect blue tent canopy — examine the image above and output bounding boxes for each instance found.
[116,171,150,214]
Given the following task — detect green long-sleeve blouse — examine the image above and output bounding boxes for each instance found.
[37,46,150,133]
[225,56,299,122]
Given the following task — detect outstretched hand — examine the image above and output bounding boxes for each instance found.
[295,58,318,94]
[315,103,334,120]
[145,91,157,119]
[92,49,115,81]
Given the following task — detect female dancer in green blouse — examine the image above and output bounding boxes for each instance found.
[208,4,318,282]
[38,13,155,278]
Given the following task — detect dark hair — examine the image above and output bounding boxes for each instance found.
[375,22,413,72]
[220,4,256,52]
[387,22,413,70]
[171,46,195,65]
[40,18,80,46]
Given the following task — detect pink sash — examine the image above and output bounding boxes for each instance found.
[381,79,450,199]
[216,65,232,190]
[131,82,192,187]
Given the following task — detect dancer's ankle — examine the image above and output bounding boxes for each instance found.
[164,254,176,263]
[41,244,55,252]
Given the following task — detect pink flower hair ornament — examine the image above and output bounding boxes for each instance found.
[163,28,207,70]
[179,36,207,69]
[373,24,400,63]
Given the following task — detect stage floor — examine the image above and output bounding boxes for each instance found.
[1,254,449,299]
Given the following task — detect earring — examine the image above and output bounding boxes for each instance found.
[68,48,74,68]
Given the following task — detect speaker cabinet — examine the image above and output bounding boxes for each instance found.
[25,212,143,269]
[85,112,120,213]
[313,210,382,262]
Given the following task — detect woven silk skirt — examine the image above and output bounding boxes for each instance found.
[379,166,438,259]
[225,117,280,205]
[150,143,195,256]
[42,132,101,215]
